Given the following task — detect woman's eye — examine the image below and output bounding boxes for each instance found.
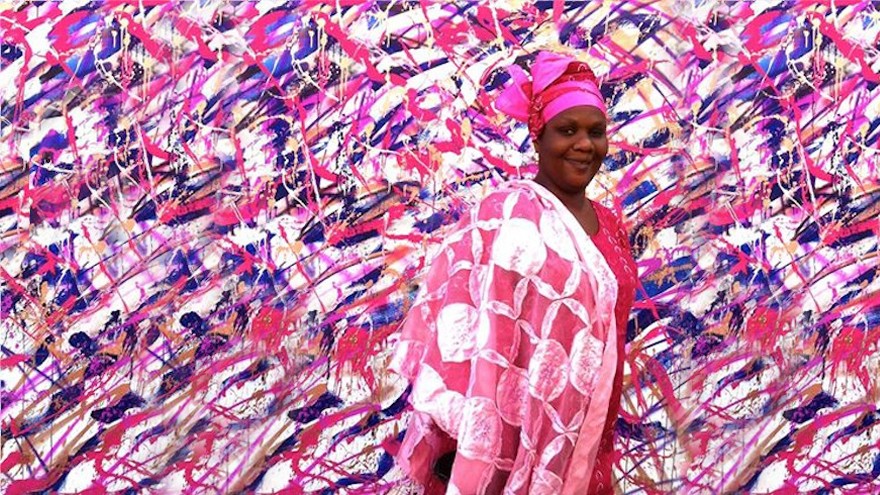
[590,129,606,137]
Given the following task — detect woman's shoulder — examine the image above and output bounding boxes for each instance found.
[477,179,542,205]
[468,179,546,222]
[590,199,616,217]
[592,201,625,227]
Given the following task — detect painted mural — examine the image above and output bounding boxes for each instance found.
[2,0,879,493]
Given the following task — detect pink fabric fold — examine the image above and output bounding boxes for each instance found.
[495,51,607,138]
[495,65,532,122]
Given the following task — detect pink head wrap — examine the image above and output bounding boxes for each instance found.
[495,51,606,139]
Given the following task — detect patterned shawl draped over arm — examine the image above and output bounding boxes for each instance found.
[392,182,619,495]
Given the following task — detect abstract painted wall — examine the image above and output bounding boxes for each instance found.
[2,1,879,493]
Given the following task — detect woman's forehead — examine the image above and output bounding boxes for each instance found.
[547,105,607,125]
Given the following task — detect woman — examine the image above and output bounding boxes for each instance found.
[391,51,638,494]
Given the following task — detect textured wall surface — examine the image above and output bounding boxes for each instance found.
[2,1,879,493]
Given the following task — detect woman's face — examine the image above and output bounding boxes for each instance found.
[534,105,608,196]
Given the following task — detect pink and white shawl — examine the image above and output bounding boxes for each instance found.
[391,180,619,494]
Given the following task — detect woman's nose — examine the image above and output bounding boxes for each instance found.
[572,132,593,151]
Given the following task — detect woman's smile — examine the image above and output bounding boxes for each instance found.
[564,157,595,170]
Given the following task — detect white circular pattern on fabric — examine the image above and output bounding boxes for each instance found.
[410,366,466,436]
[539,211,577,261]
[491,217,547,277]
[527,339,570,402]
[433,389,467,437]
[410,365,445,409]
[436,303,478,362]
[457,396,503,462]
[389,340,424,379]
[569,328,605,395]
[496,366,529,425]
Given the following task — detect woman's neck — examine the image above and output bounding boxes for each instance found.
[533,176,589,213]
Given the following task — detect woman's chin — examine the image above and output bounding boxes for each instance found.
[565,173,596,191]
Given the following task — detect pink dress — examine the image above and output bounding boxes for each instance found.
[585,198,638,494]
[391,180,638,494]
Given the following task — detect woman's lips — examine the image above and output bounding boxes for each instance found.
[565,158,593,170]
